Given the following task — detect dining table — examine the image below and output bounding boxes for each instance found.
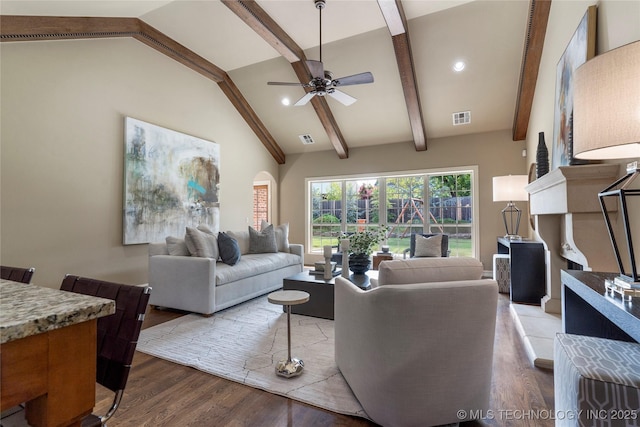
[0,279,115,427]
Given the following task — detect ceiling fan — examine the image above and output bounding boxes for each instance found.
[267,0,374,107]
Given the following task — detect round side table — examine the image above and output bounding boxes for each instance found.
[267,290,310,378]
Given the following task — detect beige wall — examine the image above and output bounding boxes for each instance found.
[525,0,640,165]
[523,0,640,263]
[279,130,527,269]
[1,38,280,288]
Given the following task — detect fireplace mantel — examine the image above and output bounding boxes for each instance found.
[525,164,620,313]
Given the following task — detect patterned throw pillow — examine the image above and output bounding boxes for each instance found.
[218,232,241,265]
[248,224,278,253]
[414,234,442,257]
[260,220,290,252]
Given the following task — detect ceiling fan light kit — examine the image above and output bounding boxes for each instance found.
[267,0,374,107]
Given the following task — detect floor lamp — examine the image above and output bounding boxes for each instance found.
[493,175,529,240]
[573,40,640,299]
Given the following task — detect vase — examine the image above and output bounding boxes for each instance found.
[536,132,549,178]
[348,253,371,275]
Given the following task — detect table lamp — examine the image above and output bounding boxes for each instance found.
[573,40,640,298]
[492,175,529,240]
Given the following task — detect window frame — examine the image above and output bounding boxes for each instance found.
[305,166,479,258]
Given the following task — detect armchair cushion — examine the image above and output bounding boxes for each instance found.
[413,233,442,257]
[377,257,483,286]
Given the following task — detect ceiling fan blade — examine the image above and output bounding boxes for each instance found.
[267,81,304,86]
[328,89,357,106]
[306,60,325,79]
[294,91,317,106]
[333,72,374,87]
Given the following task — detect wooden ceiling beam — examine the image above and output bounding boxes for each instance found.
[220,0,304,63]
[0,15,286,164]
[222,0,350,159]
[378,0,427,151]
[512,0,551,141]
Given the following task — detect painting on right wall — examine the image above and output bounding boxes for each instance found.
[551,5,597,169]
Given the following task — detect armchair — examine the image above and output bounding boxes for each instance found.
[402,233,449,258]
[335,257,498,427]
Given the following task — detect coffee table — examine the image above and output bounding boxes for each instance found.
[282,270,377,320]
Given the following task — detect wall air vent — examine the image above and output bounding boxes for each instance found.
[452,111,471,125]
[299,134,315,145]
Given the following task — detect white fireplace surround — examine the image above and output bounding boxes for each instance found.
[525,164,620,314]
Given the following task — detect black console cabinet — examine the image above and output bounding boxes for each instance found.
[497,237,545,304]
[561,270,640,343]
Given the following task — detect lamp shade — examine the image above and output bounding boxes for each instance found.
[492,175,529,202]
[573,41,640,160]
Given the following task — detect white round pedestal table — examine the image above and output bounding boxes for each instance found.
[267,290,310,378]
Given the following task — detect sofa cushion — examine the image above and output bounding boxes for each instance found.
[227,230,250,255]
[414,234,442,257]
[185,226,219,259]
[215,252,301,285]
[248,225,277,253]
[378,257,483,286]
[166,236,190,256]
[218,232,241,266]
[261,220,290,252]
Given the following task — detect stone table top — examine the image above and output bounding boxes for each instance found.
[0,279,115,344]
[268,290,310,306]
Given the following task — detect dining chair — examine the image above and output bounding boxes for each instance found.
[60,275,151,427]
[1,265,35,283]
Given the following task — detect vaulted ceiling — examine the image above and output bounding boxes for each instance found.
[0,0,550,164]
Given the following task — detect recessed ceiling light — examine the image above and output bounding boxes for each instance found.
[453,61,466,72]
[281,98,290,106]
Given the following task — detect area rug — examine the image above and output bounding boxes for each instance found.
[136,296,369,420]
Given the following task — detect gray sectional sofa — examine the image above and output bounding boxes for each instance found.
[148,226,303,316]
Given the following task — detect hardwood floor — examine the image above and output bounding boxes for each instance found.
[92,294,555,427]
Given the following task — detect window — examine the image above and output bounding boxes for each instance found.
[307,168,477,258]
[253,184,269,229]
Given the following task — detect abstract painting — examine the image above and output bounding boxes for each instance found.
[124,117,220,244]
[551,6,596,169]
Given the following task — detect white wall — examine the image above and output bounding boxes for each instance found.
[1,38,280,288]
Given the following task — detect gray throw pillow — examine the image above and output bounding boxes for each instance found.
[184,226,218,259]
[166,236,190,256]
[249,224,278,253]
[414,234,442,257]
[218,232,241,265]
[261,220,290,252]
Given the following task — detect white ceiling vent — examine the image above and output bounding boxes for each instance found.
[299,134,315,145]
[452,111,471,126]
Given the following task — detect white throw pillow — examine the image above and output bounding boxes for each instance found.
[184,226,219,259]
[166,236,190,256]
[414,234,442,257]
[261,220,290,252]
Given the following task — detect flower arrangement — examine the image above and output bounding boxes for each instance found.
[345,224,388,255]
